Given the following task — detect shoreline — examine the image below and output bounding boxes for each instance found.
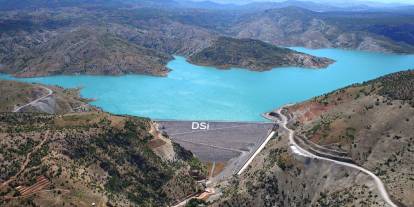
[1,49,413,122]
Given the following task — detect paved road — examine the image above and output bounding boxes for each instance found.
[275,108,398,207]
[13,86,53,112]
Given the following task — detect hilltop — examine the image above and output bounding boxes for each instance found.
[189,37,334,71]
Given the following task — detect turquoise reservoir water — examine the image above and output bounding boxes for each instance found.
[1,48,413,121]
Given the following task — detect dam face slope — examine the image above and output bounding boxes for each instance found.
[157,121,274,179]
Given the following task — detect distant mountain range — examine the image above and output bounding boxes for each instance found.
[176,0,414,13]
[185,0,414,11]
[1,0,414,12]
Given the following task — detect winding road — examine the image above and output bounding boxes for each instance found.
[275,108,398,207]
[13,86,53,112]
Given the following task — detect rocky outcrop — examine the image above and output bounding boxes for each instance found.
[285,52,334,69]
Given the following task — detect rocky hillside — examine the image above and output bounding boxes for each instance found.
[0,7,217,77]
[0,79,206,206]
[0,26,172,77]
[214,70,414,207]
[0,112,205,207]
[189,37,334,71]
[229,7,414,54]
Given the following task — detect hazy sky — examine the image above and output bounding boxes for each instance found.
[200,0,414,5]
